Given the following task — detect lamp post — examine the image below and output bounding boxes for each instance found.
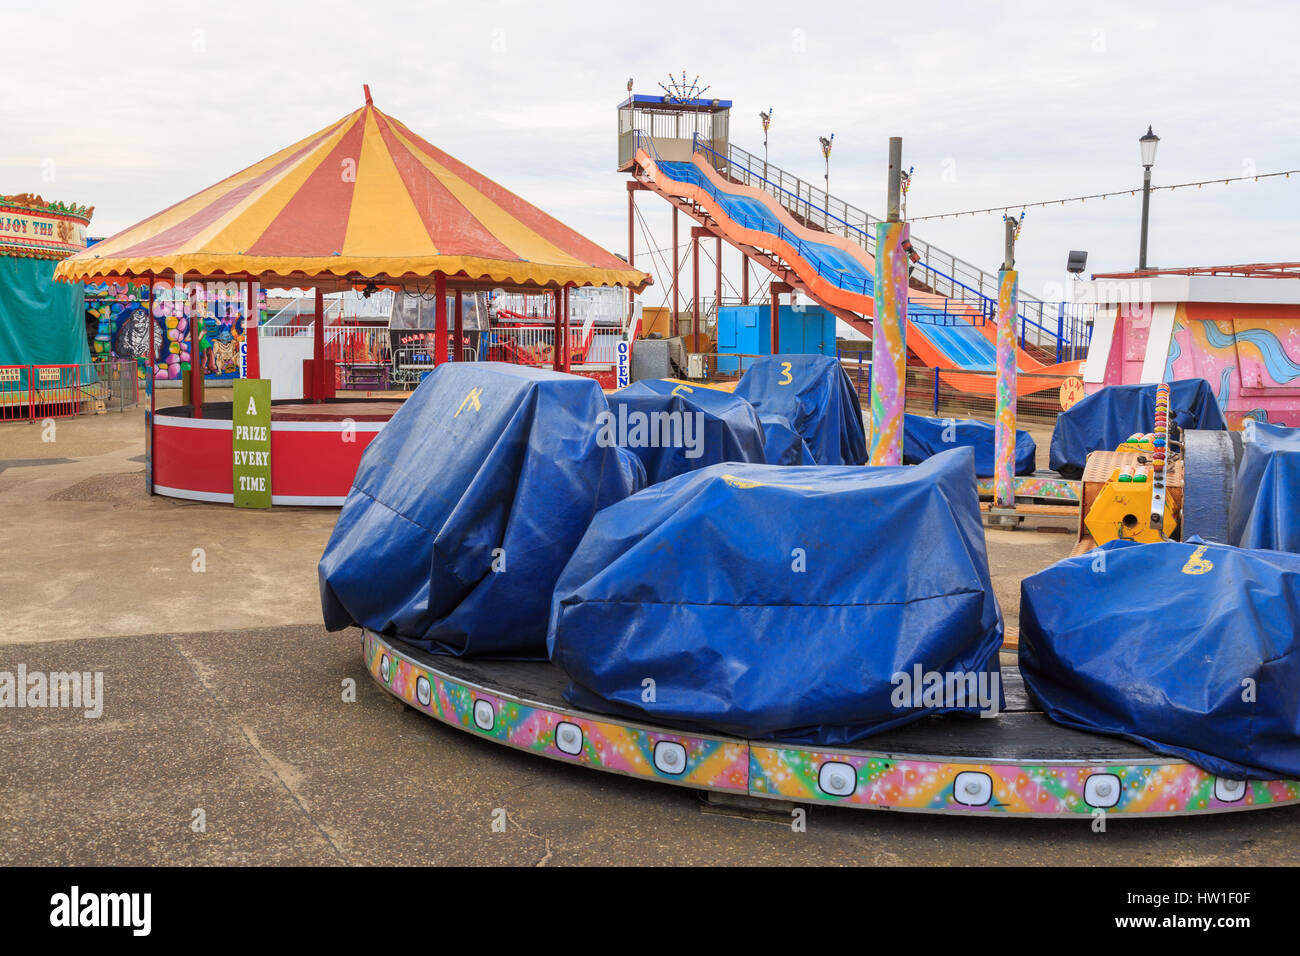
[1138,125,1160,270]
[820,133,834,198]
[760,109,772,177]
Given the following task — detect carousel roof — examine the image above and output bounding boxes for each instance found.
[56,90,649,291]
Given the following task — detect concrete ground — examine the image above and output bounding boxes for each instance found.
[2,402,1298,865]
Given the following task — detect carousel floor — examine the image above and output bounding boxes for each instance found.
[364,630,1300,818]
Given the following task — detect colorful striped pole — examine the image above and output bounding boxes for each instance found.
[993,267,1019,508]
[869,218,908,466]
[870,136,908,466]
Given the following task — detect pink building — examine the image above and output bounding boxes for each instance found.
[1075,265,1300,428]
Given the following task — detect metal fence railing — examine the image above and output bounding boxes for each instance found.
[837,351,1072,425]
[0,365,29,421]
[694,136,1073,342]
[1,364,92,422]
[703,352,765,383]
[484,325,588,368]
[389,341,486,389]
[391,344,438,390]
[33,365,81,419]
[85,359,141,413]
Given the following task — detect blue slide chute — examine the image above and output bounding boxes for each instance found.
[904,414,1036,477]
[605,379,767,484]
[733,354,867,465]
[1020,539,1300,779]
[1228,420,1300,553]
[548,449,1004,743]
[1049,379,1226,476]
[318,363,642,659]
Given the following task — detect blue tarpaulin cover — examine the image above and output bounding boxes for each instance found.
[318,363,643,658]
[758,413,817,465]
[605,379,766,484]
[548,448,1004,743]
[1228,421,1300,554]
[1020,538,1300,779]
[733,354,867,465]
[1049,378,1227,476]
[904,414,1036,477]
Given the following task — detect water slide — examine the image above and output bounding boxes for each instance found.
[635,151,1084,396]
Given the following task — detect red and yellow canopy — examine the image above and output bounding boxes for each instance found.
[56,96,648,291]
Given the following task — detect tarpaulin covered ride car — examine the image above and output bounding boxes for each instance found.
[733,354,867,466]
[1048,378,1226,477]
[758,414,818,465]
[1228,420,1300,554]
[319,363,643,659]
[1020,538,1300,779]
[904,414,1036,477]
[548,448,1004,743]
[605,379,766,484]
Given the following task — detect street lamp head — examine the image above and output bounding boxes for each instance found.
[1139,125,1160,168]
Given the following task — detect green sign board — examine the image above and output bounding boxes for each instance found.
[233,379,272,509]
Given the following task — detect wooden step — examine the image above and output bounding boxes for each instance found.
[980,502,1079,517]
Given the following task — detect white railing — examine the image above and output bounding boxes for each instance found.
[483,325,587,365]
[264,290,395,327]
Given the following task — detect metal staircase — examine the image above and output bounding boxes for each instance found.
[688,135,1092,357]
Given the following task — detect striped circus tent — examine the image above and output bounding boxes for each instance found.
[56,89,648,292]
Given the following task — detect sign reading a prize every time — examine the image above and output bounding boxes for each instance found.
[233,379,272,508]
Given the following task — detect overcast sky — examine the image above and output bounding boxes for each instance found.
[4,0,1296,307]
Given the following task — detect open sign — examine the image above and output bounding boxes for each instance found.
[616,338,630,388]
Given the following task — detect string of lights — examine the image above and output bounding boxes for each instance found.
[908,168,1298,222]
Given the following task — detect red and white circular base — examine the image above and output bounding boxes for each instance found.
[151,401,397,505]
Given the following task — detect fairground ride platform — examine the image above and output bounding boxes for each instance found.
[363,630,1300,819]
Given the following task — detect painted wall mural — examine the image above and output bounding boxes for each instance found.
[1164,302,1300,428]
[85,279,265,385]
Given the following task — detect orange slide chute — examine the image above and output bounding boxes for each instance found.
[634,150,1083,397]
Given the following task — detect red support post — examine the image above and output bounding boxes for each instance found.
[770,285,779,354]
[715,236,722,313]
[146,273,156,415]
[691,232,700,351]
[627,183,636,319]
[434,273,448,366]
[742,256,749,304]
[671,206,679,333]
[769,281,792,355]
[552,289,562,371]
[245,273,260,379]
[313,285,325,402]
[453,289,463,362]
[188,274,203,418]
[562,285,571,373]
[145,273,155,496]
